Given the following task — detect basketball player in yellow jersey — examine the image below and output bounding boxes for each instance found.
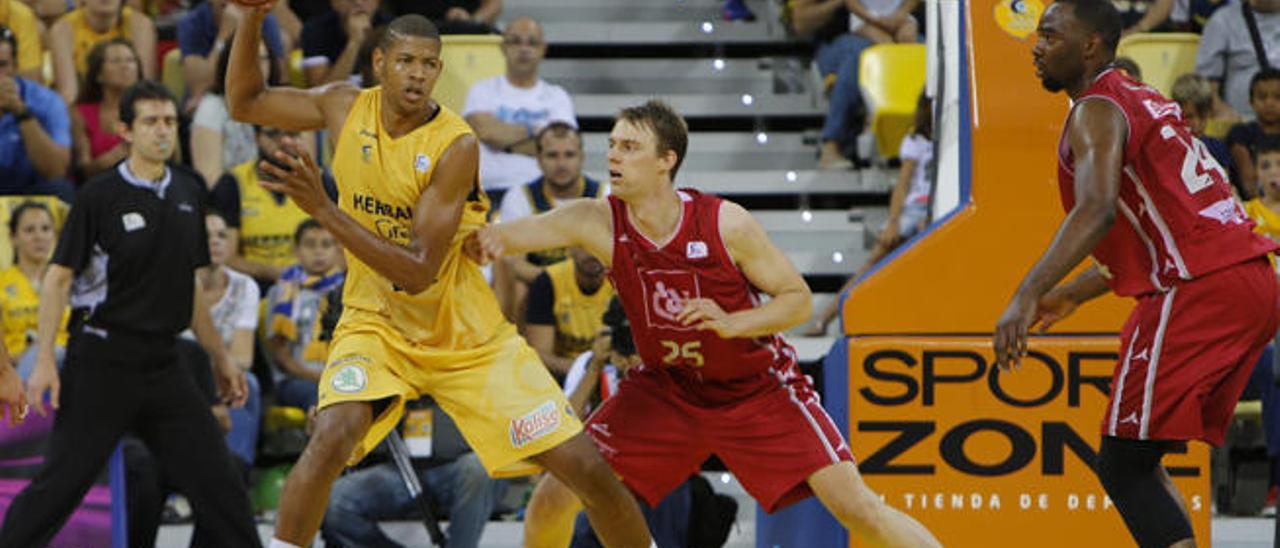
[223,7,651,548]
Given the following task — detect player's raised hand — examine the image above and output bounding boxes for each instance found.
[259,143,331,217]
[993,294,1036,371]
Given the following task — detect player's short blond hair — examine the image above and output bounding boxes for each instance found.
[617,100,689,182]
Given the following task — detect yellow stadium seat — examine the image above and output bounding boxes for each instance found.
[1116,32,1200,98]
[0,196,69,272]
[162,47,183,101]
[265,406,308,432]
[435,34,505,114]
[288,48,305,88]
[1234,400,1263,420]
[859,44,926,159]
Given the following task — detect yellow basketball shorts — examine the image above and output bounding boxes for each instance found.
[317,310,582,478]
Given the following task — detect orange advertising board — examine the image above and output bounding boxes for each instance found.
[847,336,1210,546]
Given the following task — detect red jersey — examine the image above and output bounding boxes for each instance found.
[606,190,799,405]
[1057,68,1277,297]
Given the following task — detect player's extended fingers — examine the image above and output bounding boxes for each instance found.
[675,302,702,324]
[259,160,293,184]
[1016,324,1029,358]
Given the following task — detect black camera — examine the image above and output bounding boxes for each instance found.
[603,297,635,356]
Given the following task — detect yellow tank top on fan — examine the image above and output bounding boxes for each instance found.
[228,161,310,269]
[0,266,68,356]
[67,7,135,75]
[332,87,506,349]
[544,260,613,358]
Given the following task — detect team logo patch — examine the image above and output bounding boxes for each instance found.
[121,212,146,232]
[686,241,708,259]
[509,400,561,448]
[993,0,1042,39]
[331,364,368,393]
[640,270,701,330]
[415,153,431,173]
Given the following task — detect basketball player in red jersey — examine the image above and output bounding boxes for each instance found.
[466,101,940,546]
[994,1,1280,546]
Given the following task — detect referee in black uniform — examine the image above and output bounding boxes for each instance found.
[0,81,261,547]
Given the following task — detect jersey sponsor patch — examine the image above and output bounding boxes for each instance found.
[328,355,372,394]
[415,153,431,173]
[121,212,146,232]
[686,240,708,259]
[331,364,368,393]
[640,270,702,330]
[509,400,561,448]
[1198,197,1248,226]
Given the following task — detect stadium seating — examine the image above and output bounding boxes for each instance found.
[1115,32,1200,97]
[859,43,926,160]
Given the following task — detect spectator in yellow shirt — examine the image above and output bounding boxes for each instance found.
[48,0,155,104]
[1244,141,1280,248]
[0,1,42,82]
[0,201,67,379]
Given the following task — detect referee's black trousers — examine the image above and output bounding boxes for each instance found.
[0,330,261,548]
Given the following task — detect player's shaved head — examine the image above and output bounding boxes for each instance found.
[1052,0,1122,53]
[379,14,441,51]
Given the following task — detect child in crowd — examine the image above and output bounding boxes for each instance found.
[1171,73,1236,194]
[807,92,934,335]
[265,219,344,411]
[1244,141,1280,245]
[1227,69,1280,200]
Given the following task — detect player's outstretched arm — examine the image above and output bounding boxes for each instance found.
[678,201,812,338]
[224,2,356,134]
[261,136,480,294]
[994,98,1125,369]
[465,198,613,266]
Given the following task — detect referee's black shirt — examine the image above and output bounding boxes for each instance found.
[52,161,211,339]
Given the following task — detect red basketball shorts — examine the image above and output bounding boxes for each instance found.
[585,366,853,512]
[1102,257,1280,445]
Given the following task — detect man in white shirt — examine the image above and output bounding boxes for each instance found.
[463,16,576,194]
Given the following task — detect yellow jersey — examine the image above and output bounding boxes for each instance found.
[332,88,504,349]
[67,7,135,76]
[228,161,310,269]
[1245,199,1280,242]
[0,266,68,356]
[0,1,42,76]
[543,260,613,358]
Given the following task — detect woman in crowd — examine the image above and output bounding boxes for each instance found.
[70,38,141,180]
[48,0,155,104]
[0,202,67,379]
[190,210,262,470]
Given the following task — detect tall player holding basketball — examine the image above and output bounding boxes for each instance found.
[467,101,939,547]
[994,1,1279,546]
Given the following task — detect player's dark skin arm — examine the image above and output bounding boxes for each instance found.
[259,135,480,295]
[993,98,1125,369]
